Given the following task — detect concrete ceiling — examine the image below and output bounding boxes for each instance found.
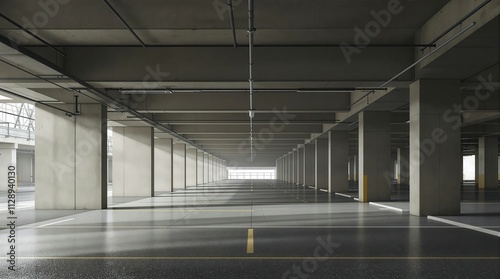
[0,0,498,166]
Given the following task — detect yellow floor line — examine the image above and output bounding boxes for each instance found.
[247,229,254,254]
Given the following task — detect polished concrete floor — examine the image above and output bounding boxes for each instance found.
[1,180,499,278]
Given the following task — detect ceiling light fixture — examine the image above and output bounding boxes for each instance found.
[119,89,173,94]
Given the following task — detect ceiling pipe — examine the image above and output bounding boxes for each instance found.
[37,44,437,48]
[420,0,491,52]
[348,22,476,109]
[227,0,238,48]
[248,0,255,161]
[0,34,218,156]
[101,0,147,48]
[0,12,66,57]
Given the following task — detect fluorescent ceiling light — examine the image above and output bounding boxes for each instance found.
[119,89,173,94]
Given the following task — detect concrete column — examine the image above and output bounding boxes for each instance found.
[352,155,357,182]
[409,79,461,216]
[204,153,209,183]
[36,104,107,209]
[304,143,315,187]
[297,147,304,186]
[154,138,173,192]
[397,147,410,185]
[358,111,391,202]
[208,155,213,182]
[329,130,349,193]
[291,151,296,184]
[478,137,499,189]
[293,149,299,184]
[283,154,288,182]
[173,143,186,190]
[186,148,197,187]
[315,138,328,190]
[223,160,227,179]
[113,126,154,197]
[0,143,17,192]
[197,150,204,185]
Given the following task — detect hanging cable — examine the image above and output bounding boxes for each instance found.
[248,0,255,161]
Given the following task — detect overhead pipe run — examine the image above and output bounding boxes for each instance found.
[247,0,255,161]
[227,0,238,48]
[349,22,476,109]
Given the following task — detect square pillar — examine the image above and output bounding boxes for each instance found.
[36,104,108,209]
[186,148,197,187]
[297,147,304,186]
[397,147,410,185]
[0,143,17,192]
[409,79,461,216]
[154,138,173,192]
[113,126,154,197]
[173,143,186,190]
[197,150,204,185]
[283,154,289,182]
[478,137,499,189]
[329,130,349,193]
[204,153,209,183]
[315,138,328,190]
[304,142,315,187]
[358,111,391,202]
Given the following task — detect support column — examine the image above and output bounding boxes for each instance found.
[329,130,349,193]
[113,126,154,197]
[293,149,299,185]
[204,153,209,183]
[315,138,328,190]
[291,151,296,184]
[359,111,391,202]
[36,104,108,209]
[186,148,197,187]
[478,137,499,189]
[173,143,186,190]
[197,150,204,185]
[397,147,410,185]
[304,142,315,187]
[154,138,173,193]
[409,79,461,216]
[297,146,304,186]
[208,155,213,182]
[284,155,288,182]
[0,143,17,192]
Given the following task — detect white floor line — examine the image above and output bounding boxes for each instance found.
[37,218,75,228]
[369,202,406,213]
[335,193,353,198]
[319,189,328,193]
[353,198,360,201]
[428,216,500,238]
